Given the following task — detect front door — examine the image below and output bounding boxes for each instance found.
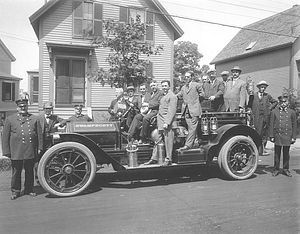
[55,58,85,107]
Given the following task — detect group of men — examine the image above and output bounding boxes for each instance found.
[108,65,297,176]
[1,100,92,200]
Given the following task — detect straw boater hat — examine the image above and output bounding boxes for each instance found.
[126,86,135,91]
[256,80,268,87]
[43,101,53,109]
[207,68,216,74]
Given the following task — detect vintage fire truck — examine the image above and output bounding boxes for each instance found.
[37,106,261,197]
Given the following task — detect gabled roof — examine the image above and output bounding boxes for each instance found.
[0,39,16,62]
[211,5,300,64]
[29,0,184,40]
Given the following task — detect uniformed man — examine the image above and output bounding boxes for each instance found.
[67,104,92,122]
[1,98,43,200]
[269,95,297,177]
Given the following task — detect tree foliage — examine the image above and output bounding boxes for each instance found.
[173,41,204,87]
[87,15,163,88]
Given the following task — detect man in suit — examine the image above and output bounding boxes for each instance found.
[67,104,93,122]
[269,95,296,177]
[202,68,225,111]
[127,84,152,142]
[223,66,247,112]
[177,71,204,150]
[36,102,65,185]
[38,102,65,153]
[108,88,128,121]
[2,98,43,200]
[144,80,177,166]
[125,86,139,127]
[247,81,277,156]
[138,80,163,144]
[220,70,230,83]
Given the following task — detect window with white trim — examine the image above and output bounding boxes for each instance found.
[73,0,103,37]
[119,7,155,42]
[2,81,15,101]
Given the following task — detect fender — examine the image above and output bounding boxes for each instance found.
[53,132,125,171]
[202,124,261,162]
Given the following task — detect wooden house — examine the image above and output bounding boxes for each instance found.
[29,0,183,119]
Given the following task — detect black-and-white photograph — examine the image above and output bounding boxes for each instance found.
[0,0,299,233]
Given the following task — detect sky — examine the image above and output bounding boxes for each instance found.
[0,0,299,91]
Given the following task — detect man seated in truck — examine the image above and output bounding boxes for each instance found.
[127,80,163,144]
[67,104,93,122]
[108,88,128,121]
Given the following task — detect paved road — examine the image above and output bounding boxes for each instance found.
[0,143,299,234]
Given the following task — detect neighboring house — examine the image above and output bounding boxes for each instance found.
[211,5,300,98]
[0,39,22,124]
[29,0,184,119]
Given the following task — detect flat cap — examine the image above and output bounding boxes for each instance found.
[74,104,83,108]
[220,71,229,76]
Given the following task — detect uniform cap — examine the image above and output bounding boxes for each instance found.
[15,99,28,107]
[256,80,268,87]
[43,101,53,109]
[231,66,242,73]
[278,95,288,101]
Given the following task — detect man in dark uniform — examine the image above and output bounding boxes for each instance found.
[269,95,297,177]
[2,98,43,200]
[67,104,92,122]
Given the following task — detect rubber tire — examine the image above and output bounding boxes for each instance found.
[218,135,258,180]
[37,142,96,197]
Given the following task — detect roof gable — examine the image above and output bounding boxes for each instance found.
[211,5,300,64]
[29,0,184,40]
[0,39,16,62]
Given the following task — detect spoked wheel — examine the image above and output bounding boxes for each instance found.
[37,142,96,197]
[218,135,258,180]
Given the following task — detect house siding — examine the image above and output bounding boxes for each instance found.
[215,47,291,98]
[291,37,300,92]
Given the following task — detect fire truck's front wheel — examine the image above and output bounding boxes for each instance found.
[37,142,96,197]
[218,135,258,180]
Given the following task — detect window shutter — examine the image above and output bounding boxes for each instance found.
[146,61,153,77]
[2,82,5,101]
[94,3,103,36]
[73,0,83,36]
[73,1,83,17]
[12,83,15,101]
[119,7,128,23]
[146,12,154,41]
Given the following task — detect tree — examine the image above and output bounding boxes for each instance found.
[173,41,204,87]
[88,15,163,88]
